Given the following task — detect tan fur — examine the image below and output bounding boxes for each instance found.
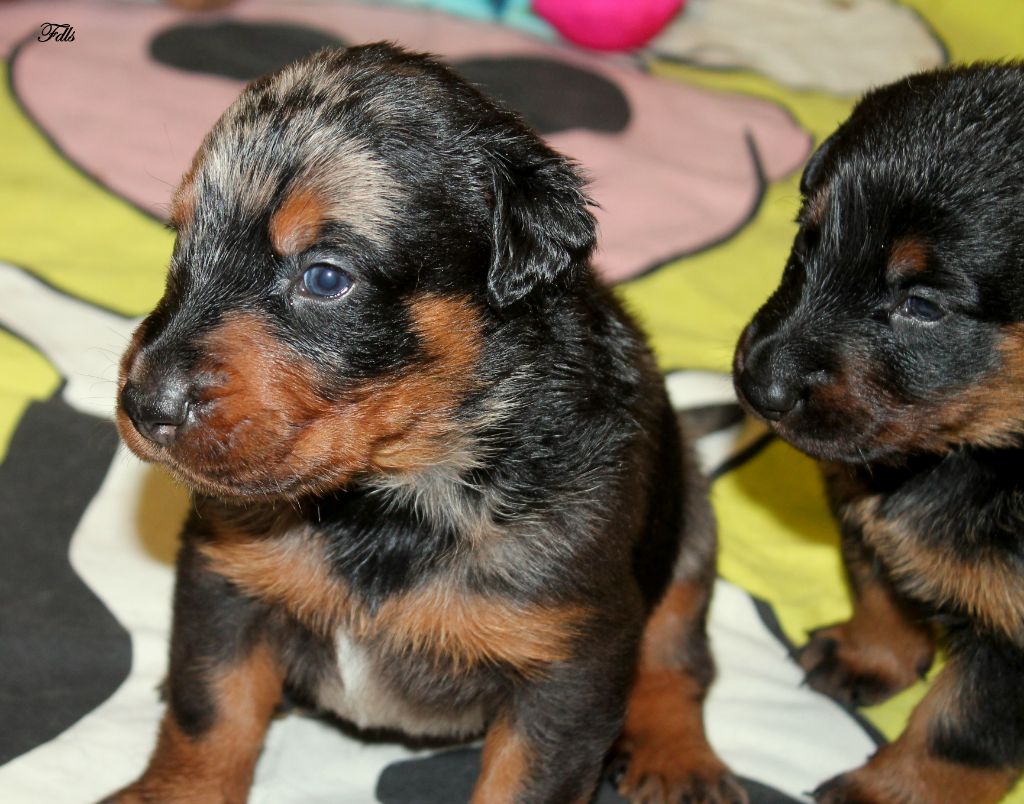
[122,295,484,497]
[618,581,729,800]
[201,526,348,638]
[836,664,1016,803]
[472,718,530,803]
[269,185,326,256]
[885,235,930,280]
[365,586,584,675]
[115,643,283,804]
[806,324,1024,455]
[201,521,583,674]
[800,580,935,693]
[861,506,1024,644]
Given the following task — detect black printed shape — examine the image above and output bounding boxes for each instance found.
[454,57,630,135]
[0,393,127,765]
[376,746,801,804]
[150,21,346,81]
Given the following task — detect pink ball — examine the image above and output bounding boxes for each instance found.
[534,0,684,52]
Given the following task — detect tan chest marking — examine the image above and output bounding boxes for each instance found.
[849,497,1024,643]
[200,531,584,674]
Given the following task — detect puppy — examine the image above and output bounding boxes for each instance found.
[734,63,1024,803]
[109,44,743,804]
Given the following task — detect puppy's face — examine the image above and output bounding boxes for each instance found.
[116,44,595,498]
[734,65,1024,463]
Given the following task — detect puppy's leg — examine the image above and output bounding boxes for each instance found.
[799,524,935,707]
[616,476,747,804]
[471,632,640,804]
[814,634,1023,804]
[616,578,746,804]
[105,540,284,804]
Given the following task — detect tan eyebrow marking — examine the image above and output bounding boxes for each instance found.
[269,185,326,257]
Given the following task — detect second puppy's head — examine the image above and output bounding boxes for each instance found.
[116,43,596,498]
[734,64,1024,463]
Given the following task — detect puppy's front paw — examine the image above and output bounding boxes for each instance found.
[798,622,931,707]
[612,749,748,804]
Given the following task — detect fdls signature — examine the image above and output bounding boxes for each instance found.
[38,23,75,43]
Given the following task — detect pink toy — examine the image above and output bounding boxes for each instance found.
[534,0,684,52]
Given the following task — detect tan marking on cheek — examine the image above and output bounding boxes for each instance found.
[818,325,1024,454]
[289,295,483,480]
[886,236,929,281]
[182,298,482,496]
[363,295,483,470]
[115,643,283,804]
[861,507,1024,642]
[269,185,326,256]
[188,315,330,486]
[867,323,1024,453]
[471,717,530,803]
[199,527,350,637]
[933,323,1024,447]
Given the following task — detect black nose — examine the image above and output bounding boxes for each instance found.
[735,338,810,422]
[121,376,193,446]
[739,375,801,421]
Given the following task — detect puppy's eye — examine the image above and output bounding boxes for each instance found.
[301,264,353,299]
[899,295,944,322]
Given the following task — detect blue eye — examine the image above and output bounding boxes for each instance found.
[900,295,943,321]
[301,264,353,299]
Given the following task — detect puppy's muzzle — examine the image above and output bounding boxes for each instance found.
[121,373,194,447]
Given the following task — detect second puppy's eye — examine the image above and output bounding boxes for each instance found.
[301,264,353,299]
[899,295,944,322]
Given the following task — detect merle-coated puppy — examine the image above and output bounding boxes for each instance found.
[734,63,1024,803]
[107,44,744,804]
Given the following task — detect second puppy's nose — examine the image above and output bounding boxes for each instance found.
[747,378,801,421]
[735,341,807,422]
[121,376,193,446]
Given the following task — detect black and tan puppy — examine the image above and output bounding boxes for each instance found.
[735,63,1024,803]
[108,44,743,804]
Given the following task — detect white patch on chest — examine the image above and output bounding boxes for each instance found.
[314,631,485,739]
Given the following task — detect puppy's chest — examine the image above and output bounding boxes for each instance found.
[833,465,1024,641]
[313,628,489,738]
[201,508,585,683]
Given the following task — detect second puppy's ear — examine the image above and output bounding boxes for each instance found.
[487,140,597,311]
[800,131,838,196]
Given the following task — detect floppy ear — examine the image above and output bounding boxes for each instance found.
[487,141,597,310]
[800,131,838,196]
